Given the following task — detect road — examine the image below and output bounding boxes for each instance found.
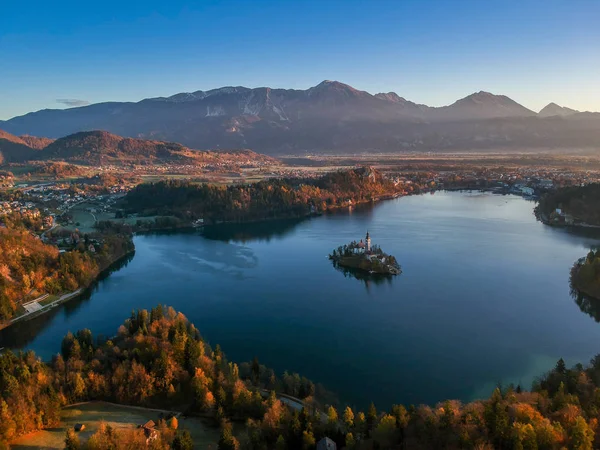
[260,389,327,422]
[10,289,83,324]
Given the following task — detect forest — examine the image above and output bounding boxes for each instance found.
[535,183,600,226]
[571,250,600,301]
[0,225,133,322]
[2,306,600,449]
[122,167,401,223]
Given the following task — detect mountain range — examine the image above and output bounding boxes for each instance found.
[0,129,275,166]
[1,80,599,154]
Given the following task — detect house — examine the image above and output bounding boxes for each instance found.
[317,437,337,450]
[74,423,85,432]
[140,420,156,430]
[520,186,534,196]
[140,420,158,442]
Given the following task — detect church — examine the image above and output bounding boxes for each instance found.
[356,231,372,253]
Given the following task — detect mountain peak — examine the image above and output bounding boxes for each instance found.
[462,91,504,102]
[309,80,365,97]
[62,130,120,141]
[441,91,536,119]
[375,92,405,103]
[539,102,579,117]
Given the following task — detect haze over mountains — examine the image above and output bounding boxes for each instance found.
[1,80,599,155]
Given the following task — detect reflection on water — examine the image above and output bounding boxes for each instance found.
[0,252,135,349]
[571,277,600,323]
[332,261,395,291]
[201,202,380,244]
[202,218,305,243]
[573,290,600,322]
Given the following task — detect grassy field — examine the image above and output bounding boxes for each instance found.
[10,402,221,449]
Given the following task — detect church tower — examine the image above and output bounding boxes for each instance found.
[366,231,371,253]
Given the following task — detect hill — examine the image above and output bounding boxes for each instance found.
[18,134,55,149]
[0,129,278,167]
[0,129,43,163]
[2,81,599,154]
[38,130,201,165]
[123,167,400,222]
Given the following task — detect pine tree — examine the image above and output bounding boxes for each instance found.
[275,434,287,450]
[172,430,194,450]
[569,417,594,450]
[218,421,239,450]
[251,357,260,385]
[65,429,80,450]
[556,358,567,375]
[367,402,378,435]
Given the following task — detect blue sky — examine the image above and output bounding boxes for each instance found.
[1,0,599,120]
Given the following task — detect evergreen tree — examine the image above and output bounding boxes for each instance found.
[218,421,239,450]
[367,402,378,435]
[275,434,287,450]
[556,358,567,375]
[65,429,80,450]
[484,388,510,448]
[251,357,261,385]
[172,430,194,450]
[569,417,594,450]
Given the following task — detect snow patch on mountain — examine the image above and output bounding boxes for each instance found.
[242,92,263,116]
[272,105,289,121]
[205,106,225,117]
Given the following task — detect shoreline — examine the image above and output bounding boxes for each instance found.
[0,249,135,332]
[135,191,404,231]
[331,256,401,276]
[536,216,600,230]
[571,264,600,302]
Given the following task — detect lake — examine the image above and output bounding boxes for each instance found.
[3,191,600,410]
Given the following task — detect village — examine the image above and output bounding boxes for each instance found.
[2,160,599,237]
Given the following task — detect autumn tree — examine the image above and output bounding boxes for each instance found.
[343,406,355,430]
[218,420,240,450]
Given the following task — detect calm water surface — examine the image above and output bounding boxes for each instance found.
[3,192,600,409]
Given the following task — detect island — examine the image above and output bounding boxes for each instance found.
[329,231,401,275]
